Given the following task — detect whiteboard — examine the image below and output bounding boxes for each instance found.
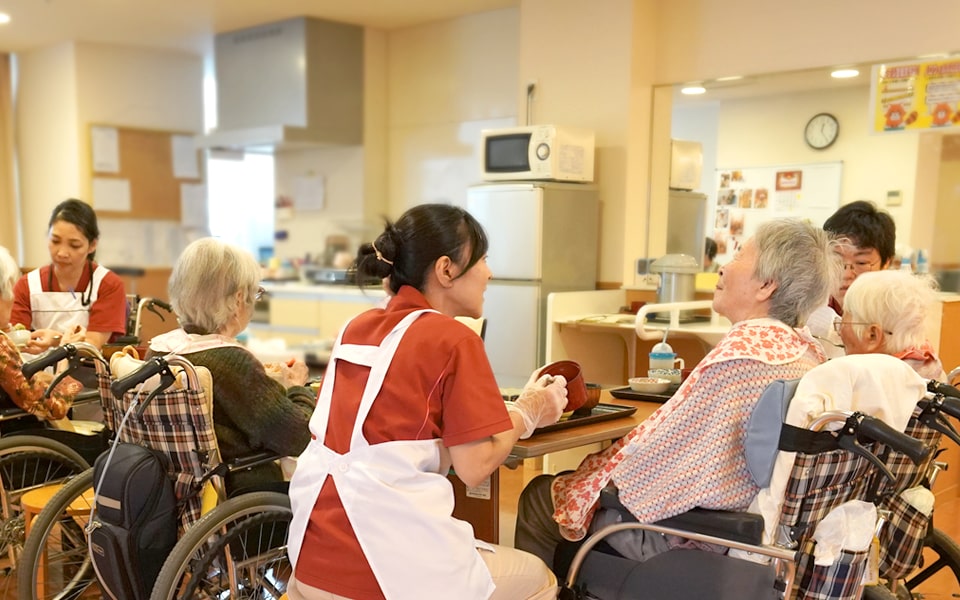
[710,161,842,264]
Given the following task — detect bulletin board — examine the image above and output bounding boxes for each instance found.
[87,124,203,222]
[86,124,208,268]
[710,161,842,264]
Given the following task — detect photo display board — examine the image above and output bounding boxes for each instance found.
[87,124,207,267]
[711,161,842,264]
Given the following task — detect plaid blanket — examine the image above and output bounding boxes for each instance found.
[97,364,219,532]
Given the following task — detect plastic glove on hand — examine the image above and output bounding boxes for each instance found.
[508,375,568,439]
[523,366,550,391]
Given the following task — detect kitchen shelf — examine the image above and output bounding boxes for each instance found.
[554,299,731,379]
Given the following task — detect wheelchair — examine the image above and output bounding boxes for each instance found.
[17,346,292,599]
[861,378,960,599]
[0,343,110,578]
[557,356,934,600]
[0,297,174,584]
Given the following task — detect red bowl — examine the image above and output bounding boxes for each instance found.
[539,360,587,412]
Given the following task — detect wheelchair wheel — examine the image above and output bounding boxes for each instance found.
[905,527,960,592]
[17,468,97,600]
[150,491,291,600]
[0,435,89,566]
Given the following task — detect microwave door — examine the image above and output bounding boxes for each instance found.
[467,184,542,281]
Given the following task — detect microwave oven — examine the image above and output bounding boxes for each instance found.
[480,124,595,182]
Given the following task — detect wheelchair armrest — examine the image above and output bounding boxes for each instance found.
[599,485,765,545]
[73,388,101,405]
[226,450,282,473]
[656,509,764,545]
[0,406,30,421]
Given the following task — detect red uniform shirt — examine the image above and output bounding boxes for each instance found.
[11,262,127,339]
[295,286,511,599]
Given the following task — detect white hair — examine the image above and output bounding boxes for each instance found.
[843,269,939,354]
[0,246,19,301]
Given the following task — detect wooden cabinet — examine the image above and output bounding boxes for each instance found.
[251,284,385,347]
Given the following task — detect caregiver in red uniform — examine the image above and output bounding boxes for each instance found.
[287,204,567,600]
[12,199,126,354]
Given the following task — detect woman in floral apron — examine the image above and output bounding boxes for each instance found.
[515,219,842,570]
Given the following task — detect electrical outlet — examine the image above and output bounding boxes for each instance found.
[641,274,660,287]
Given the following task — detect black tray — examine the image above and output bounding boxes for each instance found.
[608,385,678,403]
[533,403,638,434]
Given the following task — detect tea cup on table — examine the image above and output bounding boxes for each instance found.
[649,353,684,372]
[648,368,682,384]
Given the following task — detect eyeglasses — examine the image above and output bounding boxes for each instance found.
[841,259,881,274]
[255,286,267,301]
[832,317,892,336]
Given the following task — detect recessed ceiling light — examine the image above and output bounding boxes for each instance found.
[681,85,706,95]
[831,68,859,79]
[0,13,11,25]
[715,75,743,82]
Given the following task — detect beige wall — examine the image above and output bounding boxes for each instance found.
[652,0,960,85]
[17,42,203,268]
[386,8,519,215]
[11,0,960,282]
[519,0,637,285]
[17,43,82,268]
[0,55,17,253]
[712,85,920,244]
[272,10,519,262]
[931,135,960,269]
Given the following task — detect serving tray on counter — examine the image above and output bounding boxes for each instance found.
[608,385,678,404]
[532,403,638,435]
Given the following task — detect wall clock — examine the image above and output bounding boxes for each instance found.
[804,112,839,150]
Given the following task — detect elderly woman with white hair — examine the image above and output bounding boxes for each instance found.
[835,268,946,381]
[516,218,842,569]
[148,237,316,490]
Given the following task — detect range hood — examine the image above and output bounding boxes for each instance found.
[196,17,363,153]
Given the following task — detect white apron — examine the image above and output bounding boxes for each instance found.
[27,265,108,333]
[288,309,496,600]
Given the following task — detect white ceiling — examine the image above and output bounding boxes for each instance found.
[0,0,517,55]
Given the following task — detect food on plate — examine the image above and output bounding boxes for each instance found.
[628,377,672,394]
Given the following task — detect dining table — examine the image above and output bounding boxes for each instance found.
[451,390,666,544]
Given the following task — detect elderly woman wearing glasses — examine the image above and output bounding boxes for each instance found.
[808,200,897,356]
[147,237,316,490]
[834,269,946,381]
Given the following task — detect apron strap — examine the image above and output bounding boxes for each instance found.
[310,309,436,452]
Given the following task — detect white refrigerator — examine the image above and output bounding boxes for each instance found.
[467,182,600,388]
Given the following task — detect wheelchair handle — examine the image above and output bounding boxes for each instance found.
[148,299,173,315]
[111,356,168,399]
[21,346,71,379]
[20,341,105,380]
[856,415,930,465]
[927,380,960,400]
[917,396,960,447]
[937,395,960,421]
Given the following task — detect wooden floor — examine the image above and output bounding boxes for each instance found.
[499,463,960,599]
[0,466,955,598]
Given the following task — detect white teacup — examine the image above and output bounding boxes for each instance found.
[648,368,682,384]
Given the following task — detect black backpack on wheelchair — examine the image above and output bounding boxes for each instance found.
[88,442,178,600]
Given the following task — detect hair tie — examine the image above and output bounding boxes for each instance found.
[372,241,394,266]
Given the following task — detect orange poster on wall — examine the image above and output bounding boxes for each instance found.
[871,58,960,132]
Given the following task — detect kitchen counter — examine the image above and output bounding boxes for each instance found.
[251,282,387,348]
[261,281,388,301]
